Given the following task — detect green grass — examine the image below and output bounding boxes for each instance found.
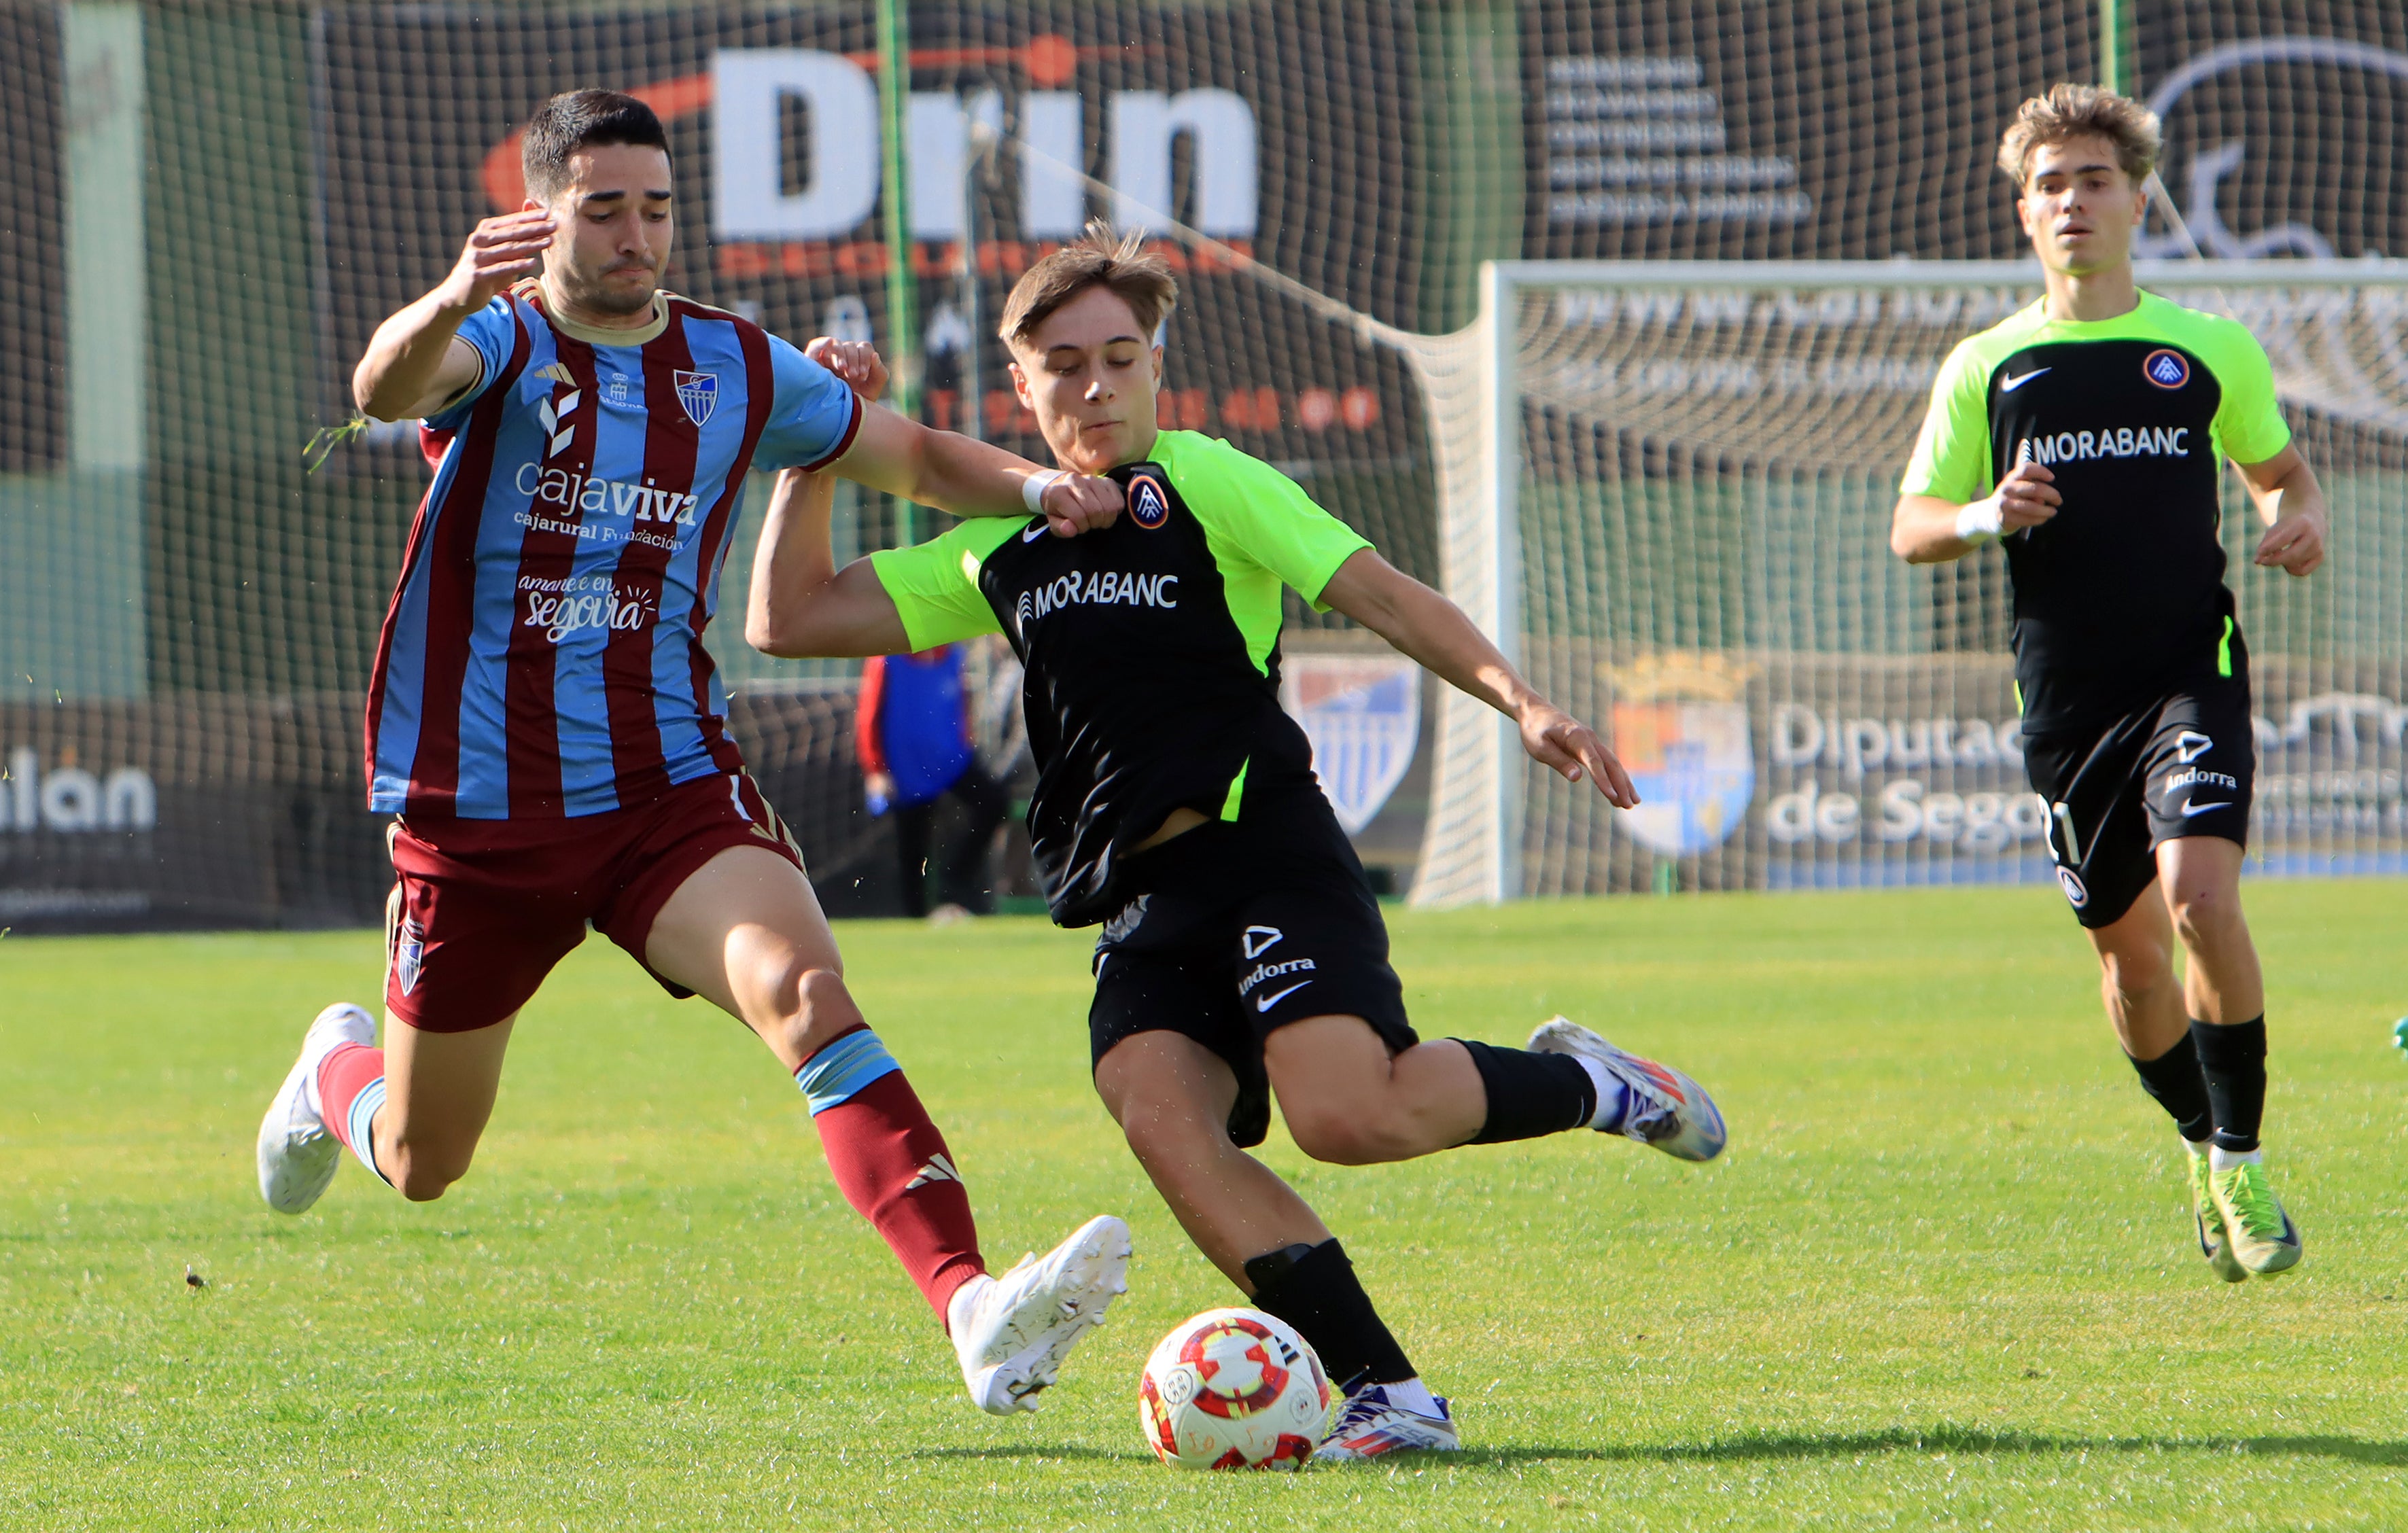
[6,882,2408,1530]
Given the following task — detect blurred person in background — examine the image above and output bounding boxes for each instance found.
[856,644,1009,919]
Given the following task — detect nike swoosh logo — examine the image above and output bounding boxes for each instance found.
[1253,981,1312,1012]
[1021,520,1050,542]
[2001,367,2051,391]
[2178,799,2232,817]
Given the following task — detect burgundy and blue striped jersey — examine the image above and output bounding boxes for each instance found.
[365,283,861,818]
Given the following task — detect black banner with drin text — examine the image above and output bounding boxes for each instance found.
[310,1,1429,525]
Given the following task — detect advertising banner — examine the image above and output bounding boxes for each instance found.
[1558,652,2408,898]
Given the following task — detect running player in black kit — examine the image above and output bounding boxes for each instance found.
[751,226,1728,1459]
[1893,86,2329,1280]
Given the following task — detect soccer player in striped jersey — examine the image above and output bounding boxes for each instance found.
[751,228,1728,1460]
[254,90,1132,1415]
[1893,86,2329,1280]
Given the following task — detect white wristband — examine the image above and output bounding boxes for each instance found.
[1954,500,2004,543]
[1022,470,1064,513]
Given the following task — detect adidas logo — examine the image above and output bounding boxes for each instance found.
[905,1152,959,1191]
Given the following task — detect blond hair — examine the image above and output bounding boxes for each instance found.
[998,222,1179,349]
[1997,83,2162,187]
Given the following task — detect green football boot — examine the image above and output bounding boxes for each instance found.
[2185,1141,2248,1284]
[2209,1152,2303,1277]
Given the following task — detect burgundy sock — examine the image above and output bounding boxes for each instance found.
[315,1042,390,1182]
[797,1029,985,1324]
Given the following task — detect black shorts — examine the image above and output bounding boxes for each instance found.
[1088,798,1415,1149]
[2022,671,2254,929]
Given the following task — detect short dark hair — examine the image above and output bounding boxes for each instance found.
[522,89,670,204]
[999,221,1179,350]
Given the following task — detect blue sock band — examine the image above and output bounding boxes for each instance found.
[795,1028,901,1116]
[347,1076,391,1186]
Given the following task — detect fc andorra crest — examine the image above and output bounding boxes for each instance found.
[1280,655,1421,834]
[1607,654,1756,857]
[674,370,718,426]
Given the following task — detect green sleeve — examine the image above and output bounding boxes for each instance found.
[1177,439,1372,609]
[868,518,1014,651]
[1898,340,1994,504]
[2210,325,2293,467]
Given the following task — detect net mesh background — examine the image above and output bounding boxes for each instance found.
[3,0,2405,928]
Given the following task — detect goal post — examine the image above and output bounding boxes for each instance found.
[1408,258,2408,907]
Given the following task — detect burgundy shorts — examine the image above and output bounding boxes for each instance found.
[383,770,806,1033]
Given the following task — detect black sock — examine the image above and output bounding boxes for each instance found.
[1455,1040,1594,1144]
[1244,1239,1414,1390]
[2125,1032,2214,1144]
[2191,1016,2268,1152]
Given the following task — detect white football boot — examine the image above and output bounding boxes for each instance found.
[256,1003,377,1214]
[1312,1385,1461,1462]
[1529,1017,1728,1162]
[949,1214,1132,1414]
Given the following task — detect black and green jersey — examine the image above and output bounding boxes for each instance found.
[871,429,1372,926]
[1900,292,2292,732]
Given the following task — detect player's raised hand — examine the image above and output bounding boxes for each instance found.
[436,211,556,313]
[805,336,888,402]
[2254,504,2326,576]
[1989,459,2061,531]
[1039,472,1125,538]
[1518,703,1640,809]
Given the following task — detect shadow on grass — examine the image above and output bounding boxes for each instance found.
[911,1446,1151,1463]
[910,1428,2408,1469]
[1448,1426,2408,1467]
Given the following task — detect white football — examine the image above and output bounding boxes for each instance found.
[1137,1307,1331,1470]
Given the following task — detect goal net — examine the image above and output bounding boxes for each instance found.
[1403,260,2408,906]
[10,0,2408,930]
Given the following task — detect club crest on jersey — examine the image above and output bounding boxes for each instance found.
[674,370,718,426]
[2142,349,2190,389]
[1128,469,1172,529]
[2057,866,2090,909]
[393,917,425,995]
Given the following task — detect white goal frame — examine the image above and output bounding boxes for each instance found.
[1408,257,2408,909]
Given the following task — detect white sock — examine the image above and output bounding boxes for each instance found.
[1380,1377,1439,1415]
[1574,1057,1628,1131]
[2210,1144,2264,1173]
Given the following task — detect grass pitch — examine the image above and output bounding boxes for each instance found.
[5,880,2408,1530]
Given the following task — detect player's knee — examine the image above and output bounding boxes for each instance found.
[1284,1102,1407,1166]
[2097,942,2173,1004]
[783,966,864,1059]
[2168,889,2246,953]
[385,1142,470,1202]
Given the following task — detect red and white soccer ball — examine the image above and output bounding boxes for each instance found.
[1138,1307,1331,1470]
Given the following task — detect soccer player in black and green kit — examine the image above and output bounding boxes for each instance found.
[1894,86,2329,1281]
[749,226,1728,1458]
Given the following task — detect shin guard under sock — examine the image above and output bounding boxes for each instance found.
[315,1042,391,1185]
[2191,1016,2268,1153]
[797,1027,985,1322]
[1454,1040,1596,1144]
[2125,1032,2214,1144]
[1244,1238,1414,1390]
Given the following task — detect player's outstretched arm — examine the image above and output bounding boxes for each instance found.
[2235,444,2328,577]
[353,211,556,421]
[745,467,912,660]
[748,336,913,658]
[1319,549,1639,808]
[1891,460,2061,563]
[831,406,1123,537]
